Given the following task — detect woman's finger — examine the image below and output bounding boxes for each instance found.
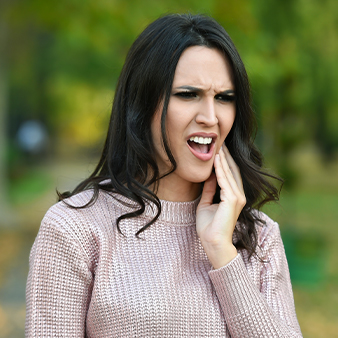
[214,153,236,201]
[218,147,246,209]
[218,147,244,198]
[221,145,245,194]
[198,172,217,208]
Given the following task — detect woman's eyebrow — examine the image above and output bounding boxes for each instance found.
[219,89,236,95]
[175,85,235,94]
[175,85,203,92]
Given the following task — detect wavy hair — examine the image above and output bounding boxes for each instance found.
[59,13,282,257]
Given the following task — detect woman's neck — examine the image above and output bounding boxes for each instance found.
[154,175,202,202]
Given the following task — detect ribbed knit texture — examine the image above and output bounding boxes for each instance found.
[25,190,302,337]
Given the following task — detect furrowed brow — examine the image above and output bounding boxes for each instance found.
[175,86,235,95]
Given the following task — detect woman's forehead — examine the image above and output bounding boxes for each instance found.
[172,46,234,90]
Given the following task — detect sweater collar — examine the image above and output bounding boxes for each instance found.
[112,193,201,226]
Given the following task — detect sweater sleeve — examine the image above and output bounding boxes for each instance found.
[25,213,94,337]
[208,219,303,338]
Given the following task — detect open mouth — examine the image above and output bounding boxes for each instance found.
[187,135,216,161]
[187,136,213,154]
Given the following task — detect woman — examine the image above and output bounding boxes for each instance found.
[26,13,303,337]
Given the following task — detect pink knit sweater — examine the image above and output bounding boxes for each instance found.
[25,190,302,337]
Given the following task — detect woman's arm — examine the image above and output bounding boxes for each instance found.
[208,221,302,337]
[25,214,93,337]
[196,145,302,337]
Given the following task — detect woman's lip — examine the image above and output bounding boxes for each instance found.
[187,140,216,161]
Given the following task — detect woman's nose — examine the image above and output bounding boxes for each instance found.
[195,99,218,126]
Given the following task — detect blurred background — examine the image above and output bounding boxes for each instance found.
[0,0,337,337]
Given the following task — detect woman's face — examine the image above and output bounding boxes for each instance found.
[151,46,236,198]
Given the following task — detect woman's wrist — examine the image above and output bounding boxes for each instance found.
[201,242,238,269]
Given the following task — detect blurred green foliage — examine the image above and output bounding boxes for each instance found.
[8,169,51,205]
[1,0,337,171]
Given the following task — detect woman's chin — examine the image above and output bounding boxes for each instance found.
[184,168,214,184]
[158,163,214,186]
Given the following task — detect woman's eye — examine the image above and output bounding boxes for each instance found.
[175,91,197,99]
[215,94,236,102]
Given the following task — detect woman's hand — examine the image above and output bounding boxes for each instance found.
[196,145,246,269]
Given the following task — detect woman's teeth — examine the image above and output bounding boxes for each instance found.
[189,136,213,144]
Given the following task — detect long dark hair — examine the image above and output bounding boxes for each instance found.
[59,13,282,257]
